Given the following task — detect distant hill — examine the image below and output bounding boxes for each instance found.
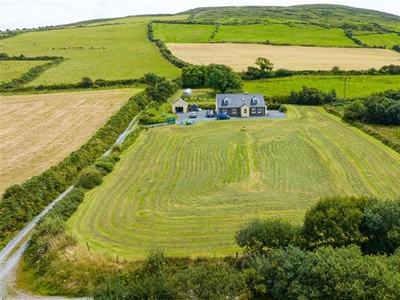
[179,4,400,31]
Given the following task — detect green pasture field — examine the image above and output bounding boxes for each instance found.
[0,60,44,83]
[244,75,400,99]
[67,106,400,259]
[354,33,400,49]
[153,23,357,47]
[0,16,181,85]
[153,23,215,42]
[214,24,356,47]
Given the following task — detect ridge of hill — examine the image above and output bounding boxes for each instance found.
[179,4,400,30]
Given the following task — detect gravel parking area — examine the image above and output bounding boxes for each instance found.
[175,110,285,125]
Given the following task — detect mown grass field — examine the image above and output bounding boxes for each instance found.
[0,60,45,83]
[166,43,400,71]
[0,16,181,85]
[67,106,400,259]
[0,88,140,194]
[244,75,400,99]
[155,23,357,47]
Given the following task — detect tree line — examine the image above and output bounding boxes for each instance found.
[343,90,400,126]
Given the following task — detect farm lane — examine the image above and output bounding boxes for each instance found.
[0,187,74,299]
[0,115,141,299]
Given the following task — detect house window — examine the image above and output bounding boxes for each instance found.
[231,108,237,115]
[223,97,230,105]
[222,109,227,114]
[244,109,247,113]
[257,108,263,114]
[252,97,259,105]
[251,108,256,114]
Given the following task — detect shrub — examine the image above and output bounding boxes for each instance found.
[94,156,116,175]
[236,218,299,254]
[76,167,103,189]
[173,262,248,300]
[279,105,287,113]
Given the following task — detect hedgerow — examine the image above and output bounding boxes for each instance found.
[0,75,179,248]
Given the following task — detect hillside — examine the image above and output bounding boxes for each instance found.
[180,4,400,29]
[1,4,399,88]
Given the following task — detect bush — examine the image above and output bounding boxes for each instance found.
[76,167,103,189]
[236,218,299,254]
[279,105,287,113]
[94,156,116,175]
[301,196,370,249]
[173,262,248,300]
[289,86,337,105]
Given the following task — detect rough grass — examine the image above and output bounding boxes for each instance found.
[0,88,141,194]
[0,60,45,83]
[67,106,400,260]
[363,124,400,146]
[244,75,400,99]
[166,43,400,71]
[1,16,181,85]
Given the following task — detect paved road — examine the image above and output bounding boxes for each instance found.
[0,116,140,299]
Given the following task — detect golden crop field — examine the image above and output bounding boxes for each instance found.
[0,88,140,194]
[166,43,400,71]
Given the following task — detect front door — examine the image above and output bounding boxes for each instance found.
[241,105,250,117]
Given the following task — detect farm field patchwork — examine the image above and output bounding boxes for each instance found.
[155,23,357,47]
[166,43,400,71]
[0,16,181,85]
[68,106,400,259]
[0,88,140,194]
[244,75,400,99]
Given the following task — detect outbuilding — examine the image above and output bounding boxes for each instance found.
[171,98,189,113]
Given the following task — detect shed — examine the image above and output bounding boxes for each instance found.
[171,98,188,113]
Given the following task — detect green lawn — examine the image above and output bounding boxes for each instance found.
[1,17,181,85]
[67,106,400,259]
[244,75,400,99]
[0,60,45,83]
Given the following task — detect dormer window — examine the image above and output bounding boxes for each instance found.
[223,97,230,105]
[252,97,259,105]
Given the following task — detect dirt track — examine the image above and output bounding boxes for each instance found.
[167,43,400,71]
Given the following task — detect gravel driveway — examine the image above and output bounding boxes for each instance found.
[175,110,285,125]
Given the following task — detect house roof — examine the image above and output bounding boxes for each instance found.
[172,98,188,106]
[216,94,265,108]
